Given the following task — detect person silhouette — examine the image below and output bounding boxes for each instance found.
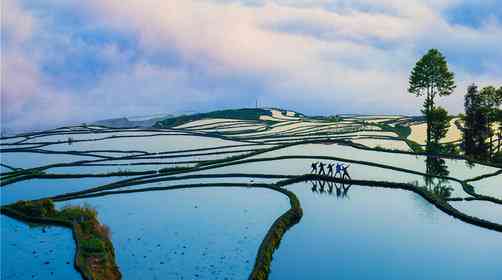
[335,163,343,178]
[327,163,334,176]
[342,164,351,180]
[311,162,318,174]
[319,162,326,175]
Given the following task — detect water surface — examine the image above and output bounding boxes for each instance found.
[270,183,502,279]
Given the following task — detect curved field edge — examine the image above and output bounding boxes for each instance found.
[2,175,502,280]
[1,200,121,280]
[45,177,502,277]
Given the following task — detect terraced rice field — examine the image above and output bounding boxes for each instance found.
[2,110,501,280]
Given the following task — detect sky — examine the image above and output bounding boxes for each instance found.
[2,0,502,131]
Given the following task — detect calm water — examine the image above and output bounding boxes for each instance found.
[54,187,289,280]
[1,216,80,280]
[270,183,502,279]
[1,152,95,169]
[201,158,468,198]
[43,135,247,153]
[1,177,125,205]
[1,132,501,280]
[470,174,502,199]
[450,200,502,225]
[250,143,498,180]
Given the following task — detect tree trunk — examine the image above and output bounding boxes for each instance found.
[489,135,493,159]
[497,132,502,152]
[426,87,432,153]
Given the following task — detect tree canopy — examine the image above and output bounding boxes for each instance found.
[408,49,456,152]
[408,49,456,100]
[463,84,491,160]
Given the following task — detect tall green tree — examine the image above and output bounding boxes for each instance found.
[428,106,451,147]
[408,49,456,152]
[479,86,502,156]
[463,84,491,160]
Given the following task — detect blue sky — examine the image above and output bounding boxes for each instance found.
[2,0,502,130]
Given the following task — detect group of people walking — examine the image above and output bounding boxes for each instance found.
[310,161,351,180]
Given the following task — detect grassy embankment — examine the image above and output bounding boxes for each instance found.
[248,186,302,280]
[1,200,121,280]
[154,108,275,128]
[375,122,424,152]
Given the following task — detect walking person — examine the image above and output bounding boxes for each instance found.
[311,162,318,174]
[342,164,351,180]
[335,163,343,178]
[327,163,334,177]
[319,162,326,175]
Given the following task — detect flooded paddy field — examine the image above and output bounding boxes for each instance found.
[2,110,501,279]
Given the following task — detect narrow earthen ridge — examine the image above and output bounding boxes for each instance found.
[1,201,121,280]
[248,186,303,280]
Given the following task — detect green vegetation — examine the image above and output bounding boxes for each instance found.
[462,84,502,160]
[1,200,120,280]
[377,123,411,139]
[249,187,302,280]
[3,109,502,280]
[0,169,46,187]
[158,165,192,173]
[376,122,424,152]
[429,107,450,144]
[154,108,272,128]
[463,84,493,160]
[408,48,456,152]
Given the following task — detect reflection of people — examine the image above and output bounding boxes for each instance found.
[327,181,334,194]
[342,183,352,197]
[319,180,326,193]
[334,182,342,197]
[311,180,318,193]
[311,162,318,174]
[310,180,351,198]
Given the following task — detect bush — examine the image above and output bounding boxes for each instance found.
[81,238,105,254]
[60,204,97,222]
[11,200,56,217]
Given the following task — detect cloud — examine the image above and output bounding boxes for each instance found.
[2,0,502,131]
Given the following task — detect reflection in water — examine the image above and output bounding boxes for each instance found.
[310,180,351,198]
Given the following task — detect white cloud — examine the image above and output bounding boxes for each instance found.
[2,0,502,130]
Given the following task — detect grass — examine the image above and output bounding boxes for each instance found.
[1,200,120,280]
[154,108,272,128]
[195,153,251,167]
[372,122,423,152]
[377,123,411,139]
[158,165,192,173]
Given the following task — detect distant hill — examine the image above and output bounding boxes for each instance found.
[153,108,274,128]
[93,114,173,128]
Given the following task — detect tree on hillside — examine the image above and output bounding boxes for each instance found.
[479,86,502,156]
[462,84,491,160]
[428,106,451,150]
[408,49,456,152]
[424,155,452,199]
